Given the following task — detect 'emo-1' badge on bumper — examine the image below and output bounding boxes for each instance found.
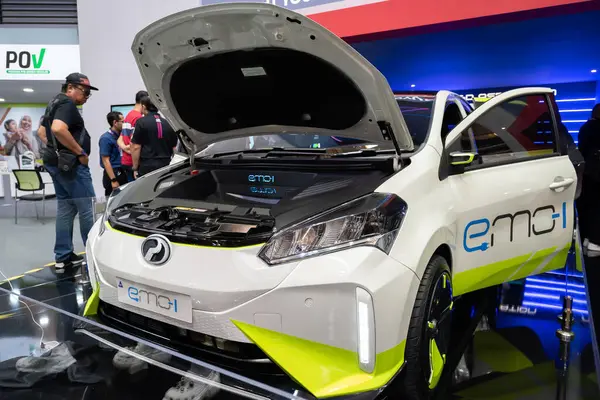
[117,278,193,323]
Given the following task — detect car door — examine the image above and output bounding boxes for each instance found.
[442,88,576,296]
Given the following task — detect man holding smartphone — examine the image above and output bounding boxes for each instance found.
[41,72,97,273]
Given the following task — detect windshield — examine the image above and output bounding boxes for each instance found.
[395,95,435,147]
[194,133,395,157]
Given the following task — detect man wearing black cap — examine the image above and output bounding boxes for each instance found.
[40,72,98,273]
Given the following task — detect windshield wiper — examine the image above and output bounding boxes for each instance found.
[208,147,326,159]
[208,147,397,160]
[324,149,397,158]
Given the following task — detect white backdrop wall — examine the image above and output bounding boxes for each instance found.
[76,0,199,199]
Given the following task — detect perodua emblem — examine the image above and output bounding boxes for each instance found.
[141,234,171,265]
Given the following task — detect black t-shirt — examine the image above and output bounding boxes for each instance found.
[131,112,177,161]
[44,93,91,155]
[578,119,600,181]
[578,119,600,159]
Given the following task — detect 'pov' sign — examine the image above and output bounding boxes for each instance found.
[5,48,48,75]
[0,45,80,81]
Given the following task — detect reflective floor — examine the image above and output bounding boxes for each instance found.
[0,234,599,399]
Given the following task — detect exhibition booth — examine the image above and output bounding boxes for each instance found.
[0,44,81,200]
[1,1,600,399]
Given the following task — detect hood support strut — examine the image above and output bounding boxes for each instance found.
[176,129,198,167]
[378,121,402,155]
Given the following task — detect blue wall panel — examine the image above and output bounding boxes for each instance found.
[352,11,600,92]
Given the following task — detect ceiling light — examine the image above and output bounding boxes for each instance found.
[592,69,597,73]
[0,98,5,102]
[410,84,416,88]
[22,88,34,93]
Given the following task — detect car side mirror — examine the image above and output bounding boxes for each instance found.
[449,152,476,166]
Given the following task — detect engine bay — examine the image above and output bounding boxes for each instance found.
[105,158,400,247]
[109,204,275,247]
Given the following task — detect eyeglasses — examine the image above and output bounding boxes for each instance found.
[76,86,92,98]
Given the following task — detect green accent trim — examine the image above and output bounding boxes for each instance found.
[2,103,81,109]
[3,103,47,108]
[473,330,532,373]
[83,282,100,317]
[539,243,572,274]
[428,338,444,389]
[575,236,583,272]
[449,301,454,311]
[450,152,475,166]
[232,320,406,398]
[454,244,571,296]
[427,321,435,329]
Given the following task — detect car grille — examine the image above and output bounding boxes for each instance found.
[96,301,386,400]
[97,301,284,375]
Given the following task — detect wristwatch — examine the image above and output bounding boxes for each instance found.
[110,178,118,183]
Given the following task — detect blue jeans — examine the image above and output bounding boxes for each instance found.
[46,164,96,262]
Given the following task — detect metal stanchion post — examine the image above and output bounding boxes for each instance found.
[555,295,575,400]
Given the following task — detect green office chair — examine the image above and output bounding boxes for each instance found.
[12,169,54,224]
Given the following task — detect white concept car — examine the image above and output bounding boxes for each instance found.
[84,4,579,399]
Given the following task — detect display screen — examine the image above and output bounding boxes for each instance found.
[111,104,134,116]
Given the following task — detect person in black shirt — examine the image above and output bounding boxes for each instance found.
[131,96,177,178]
[40,72,98,272]
[577,104,600,252]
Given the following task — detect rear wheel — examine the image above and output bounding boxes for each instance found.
[402,255,453,400]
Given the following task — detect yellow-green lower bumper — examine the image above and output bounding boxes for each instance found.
[233,320,406,398]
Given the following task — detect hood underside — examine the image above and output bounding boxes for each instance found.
[131,3,413,151]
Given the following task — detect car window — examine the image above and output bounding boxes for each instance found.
[447,94,558,166]
[395,96,435,147]
[459,99,474,116]
[442,102,464,143]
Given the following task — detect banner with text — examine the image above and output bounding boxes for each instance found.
[0,45,80,81]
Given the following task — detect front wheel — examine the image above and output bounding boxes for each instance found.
[402,255,453,400]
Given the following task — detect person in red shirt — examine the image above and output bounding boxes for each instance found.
[117,90,147,181]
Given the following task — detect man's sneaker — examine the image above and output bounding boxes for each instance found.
[112,343,172,374]
[55,253,84,274]
[163,370,220,400]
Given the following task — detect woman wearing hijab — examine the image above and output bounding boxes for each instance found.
[3,118,33,158]
[18,115,41,158]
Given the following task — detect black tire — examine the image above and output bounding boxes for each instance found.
[402,255,453,400]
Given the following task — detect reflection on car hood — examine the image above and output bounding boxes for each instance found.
[131,3,414,152]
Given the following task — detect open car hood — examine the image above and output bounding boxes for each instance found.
[131,3,414,152]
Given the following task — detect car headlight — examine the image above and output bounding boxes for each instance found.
[259,193,407,265]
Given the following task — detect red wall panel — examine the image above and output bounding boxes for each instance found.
[307,0,593,38]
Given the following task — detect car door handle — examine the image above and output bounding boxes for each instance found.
[549,178,574,191]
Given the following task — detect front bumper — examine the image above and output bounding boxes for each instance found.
[86,220,419,398]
